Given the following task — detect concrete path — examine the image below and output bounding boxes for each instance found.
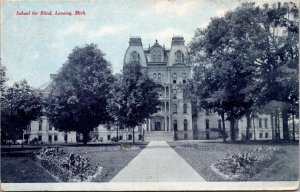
[111,141,206,182]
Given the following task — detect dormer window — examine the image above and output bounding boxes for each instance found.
[175,50,184,63]
[130,51,139,62]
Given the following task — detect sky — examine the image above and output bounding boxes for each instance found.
[2,0,282,88]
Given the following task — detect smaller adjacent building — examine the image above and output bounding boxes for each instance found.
[25,116,76,144]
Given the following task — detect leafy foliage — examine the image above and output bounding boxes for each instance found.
[1,80,43,142]
[45,44,115,144]
[188,2,299,141]
[108,61,161,142]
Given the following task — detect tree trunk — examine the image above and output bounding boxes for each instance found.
[116,126,119,142]
[83,131,89,145]
[230,118,236,142]
[252,117,256,140]
[221,112,226,143]
[275,109,278,139]
[278,112,281,139]
[270,113,274,140]
[282,108,290,140]
[292,113,295,141]
[132,126,135,144]
[246,112,251,141]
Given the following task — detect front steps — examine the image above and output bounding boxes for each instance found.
[144,131,174,141]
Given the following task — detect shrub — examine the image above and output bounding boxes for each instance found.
[35,147,102,182]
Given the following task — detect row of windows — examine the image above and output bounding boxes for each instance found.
[152,72,187,84]
[172,73,187,84]
[258,118,269,129]
[130,50,185,63]
[107,134,143,141]
[173,119,189,131]
[248,133,269,139]
[173,103,188,114]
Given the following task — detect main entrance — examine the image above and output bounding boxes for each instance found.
[155,122,161,131]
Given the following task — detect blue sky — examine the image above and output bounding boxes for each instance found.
[2,0,280,88]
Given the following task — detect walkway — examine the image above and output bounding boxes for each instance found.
[111,141,206,182]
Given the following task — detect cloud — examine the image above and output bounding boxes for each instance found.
[90,24,129,37]
[60,21,87,35]
[139,0,199,17]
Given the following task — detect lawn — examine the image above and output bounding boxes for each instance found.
[169,140,299,181]
[1,153,57,183]
[1,143,147,182]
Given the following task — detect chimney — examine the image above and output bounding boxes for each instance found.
[171,36,185,46]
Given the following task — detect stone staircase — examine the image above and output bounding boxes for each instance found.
[144,131,174,141]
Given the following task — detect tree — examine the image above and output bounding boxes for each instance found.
[1,80,43,144]
[0,63,8,94]
[188,2,299,141]
[45,44,115,145]
[255,2,299,140]
[108,61,161,143]
[188,4,263,141]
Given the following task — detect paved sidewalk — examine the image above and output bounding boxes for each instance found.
[111,141,206,182]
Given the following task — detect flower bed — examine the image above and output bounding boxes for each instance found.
[211,146,285,180]
[35,147,102,182]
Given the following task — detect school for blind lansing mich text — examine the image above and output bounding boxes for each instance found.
[24,36,287,143]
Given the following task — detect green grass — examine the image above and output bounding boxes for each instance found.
[1,155,57,183]
[1,143,146,182]
[62,145,145,182]
[169,141,299,181]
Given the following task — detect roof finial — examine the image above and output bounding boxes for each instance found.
[155,39,158,43]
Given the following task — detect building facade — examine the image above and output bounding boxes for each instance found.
[26,36,290,143]
[123,36,193,140]
[26,116,77,144]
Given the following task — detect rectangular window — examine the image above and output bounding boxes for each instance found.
[39,119,42,131]
[183,79,186,84]
[38,135,42,141]
[265,133,268,138]
[206,133,210,139]
[184,133,188,139]
[218,120,222,130]
[107,135,111,140]
[173,80,176,84]
[49,126,52,131]
[48,135,52,142]
[259,118,262,128]
[264,119,268,129]
[249,133,252,139]
[205,109,209,116]
[205,119,209,130]
[54,135,58,141]
[259,133,263,138]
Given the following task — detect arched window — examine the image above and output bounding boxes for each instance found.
[173,104,177,113]
[175,50,184,63]
[157,73,162,82]
[131,51,139,62]
[184,119,188,130]
[182,73,187,84]
[173,119,178,131]
[172,73,177,84]
[183,103,188,114]
[153,73,157,80]
[166,86,169,97]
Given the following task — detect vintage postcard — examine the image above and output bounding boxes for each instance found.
[1,0,299,191]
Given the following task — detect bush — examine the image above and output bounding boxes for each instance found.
[212,146,285,180]
[35,147,102,182]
